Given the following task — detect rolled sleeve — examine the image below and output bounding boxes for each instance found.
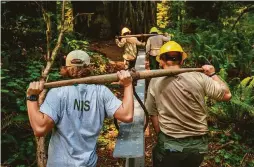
[40,88,61,124]
[146,38,151,54]
[145,81,158,116]
[203,75,225,101]
[102,86,122,118]
[116,38,126,47]
[162,35,170,42]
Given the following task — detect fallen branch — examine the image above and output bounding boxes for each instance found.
[118,34,159,38]
[211,140,234,154]
[240,153,248,167]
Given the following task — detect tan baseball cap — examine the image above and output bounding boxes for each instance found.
[66,50,90,67]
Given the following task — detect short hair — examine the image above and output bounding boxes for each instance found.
[60,66,91,78]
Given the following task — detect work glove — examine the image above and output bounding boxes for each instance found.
[27,81,45,96]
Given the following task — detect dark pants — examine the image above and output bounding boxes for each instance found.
[149,55,159,70]
[124,58,137,70]
[152,132,205,167]
[152,148,204,167]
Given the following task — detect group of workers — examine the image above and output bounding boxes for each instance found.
[26,26,231,167]
[115,26,171,70]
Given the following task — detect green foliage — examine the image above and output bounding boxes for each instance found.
[157,1,170,29]
[207,127,254,166]
[62,32,89,53]
[166,28,253,78]
[2,134,36,166]
[1,1,254,166]
[208,77,254,146]
[1,54,62,165]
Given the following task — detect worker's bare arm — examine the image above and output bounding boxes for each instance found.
[27,81,54,137]
[114,71,134,123]
[202,65,232,101]
[150,115,160,134]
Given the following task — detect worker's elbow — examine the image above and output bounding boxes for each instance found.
[222,92,232,101]
[122,115,134,123]
[33,127,47,137]
[126,116,134,123]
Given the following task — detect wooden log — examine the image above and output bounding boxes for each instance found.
[44,68,204,88]
[117,34,159,38]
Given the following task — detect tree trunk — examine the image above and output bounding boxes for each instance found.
[72,1,156,38]
[36,1,66,167]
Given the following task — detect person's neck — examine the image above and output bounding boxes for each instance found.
[163,65,180,69]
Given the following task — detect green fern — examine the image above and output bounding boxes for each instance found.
[230,98,254,117]
[208,76,254,121]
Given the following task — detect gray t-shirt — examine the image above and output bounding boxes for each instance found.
[40,84,122,167]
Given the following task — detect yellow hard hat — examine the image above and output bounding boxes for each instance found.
[121,27,131,35]
[156,41,188,62]
[149,27,159,33]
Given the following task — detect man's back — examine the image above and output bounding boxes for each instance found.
[116,37,144,60]
[146,72,225,138]
[146,35,170,56]
[40,84,122,167]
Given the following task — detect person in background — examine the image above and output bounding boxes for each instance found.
[145,41,232,167]
[115,27,145,70]
[145,27,171,70]
[26,50,134,167]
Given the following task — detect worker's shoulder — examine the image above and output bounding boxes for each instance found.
[47,87,66,97]
[51,84,106,91]
[179,71,205,77]
[126,37,139,43]
[150,76,166,84]
[178,72,209,82]
[129,36,138,40]
[149,35,162,40]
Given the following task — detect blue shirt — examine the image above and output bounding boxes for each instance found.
[40,84,122,167]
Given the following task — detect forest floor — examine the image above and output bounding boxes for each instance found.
[89,39,124,62]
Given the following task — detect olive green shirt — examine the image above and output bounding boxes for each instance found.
[145,72,225,138]
[115,37,145,60]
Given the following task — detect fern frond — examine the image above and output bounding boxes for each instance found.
[230,98,254,116]
[239,77,252,88]
[1,112,16,131]
[247,77,254,89]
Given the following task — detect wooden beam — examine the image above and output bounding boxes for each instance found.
[44,68,204,88]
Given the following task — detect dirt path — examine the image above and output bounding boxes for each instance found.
[89,39,124,61]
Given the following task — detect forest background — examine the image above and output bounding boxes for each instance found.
[1,1,254,167]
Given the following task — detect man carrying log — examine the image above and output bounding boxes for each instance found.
[115,27,145,70]
[26,50,134,167]
[145,27,171,70]
[145,41,232,167]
